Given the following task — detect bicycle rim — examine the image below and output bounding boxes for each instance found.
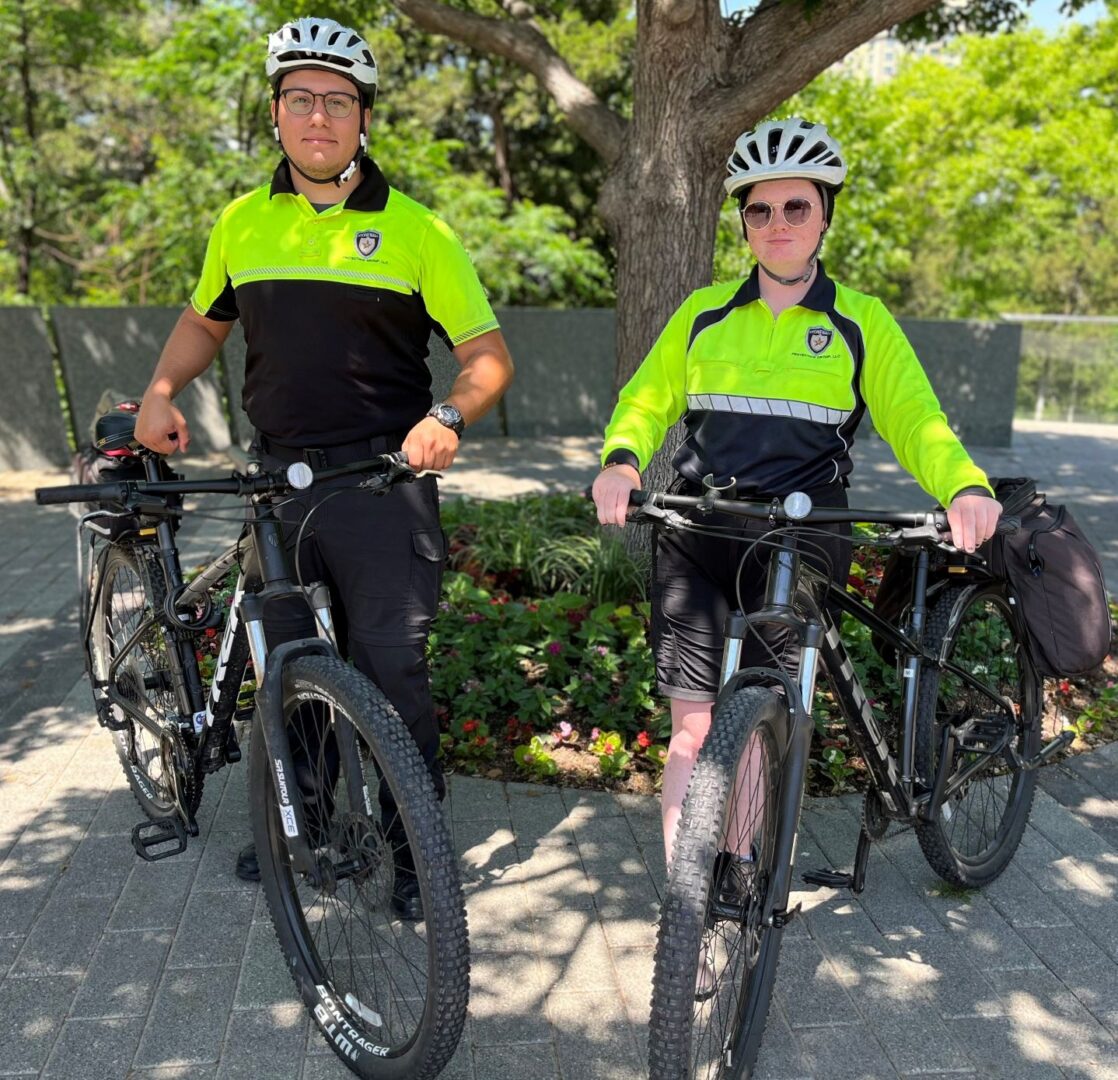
[651,687,786,1080]
[254,656,467,1078]
[916,585,1039,884]
[96,546,178,813]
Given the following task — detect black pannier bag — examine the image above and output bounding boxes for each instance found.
[985,477,1112,677]
[70,397,182,540]
[872,477,1112,677]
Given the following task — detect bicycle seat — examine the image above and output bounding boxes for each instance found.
[95,409,141,455]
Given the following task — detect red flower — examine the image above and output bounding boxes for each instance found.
[636,731,652,749]
[462,719,479,734]
[204,627,218,639]
[474,735,489,747]
[1058,679,1072,695]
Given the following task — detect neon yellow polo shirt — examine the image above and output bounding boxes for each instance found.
[191,157,498,446]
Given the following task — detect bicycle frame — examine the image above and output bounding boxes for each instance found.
[79,454,369,877]
[711,531,1028,927]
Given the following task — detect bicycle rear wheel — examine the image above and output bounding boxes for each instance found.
[649,686,788,1080]
[250,654,468,1080]
[91,543,200,818]
[914,582,1040,887]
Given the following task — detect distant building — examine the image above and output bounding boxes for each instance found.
[832,29,956,83]
[833,2,964,84]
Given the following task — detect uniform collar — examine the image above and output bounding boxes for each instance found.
[268,156,390,212]
[744,260,837,312]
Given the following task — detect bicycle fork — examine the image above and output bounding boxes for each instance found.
[718,545,827,927]
[242,582,373,887]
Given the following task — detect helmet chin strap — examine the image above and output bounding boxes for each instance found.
[273,94,369,188]
[753,227,827,287]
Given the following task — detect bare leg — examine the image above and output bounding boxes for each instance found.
[662,697,766,870]
[662,698,713,868]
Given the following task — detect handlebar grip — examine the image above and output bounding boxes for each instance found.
[35,484,122,506]
[628,490,648,506]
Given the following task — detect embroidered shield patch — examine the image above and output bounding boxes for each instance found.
[354,230,381,258]
[806,326,833,355]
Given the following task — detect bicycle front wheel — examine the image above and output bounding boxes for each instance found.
[92,543,200,818]
[914,582,1040,887]
[250,654,468,1080]
[649,686,788,1080]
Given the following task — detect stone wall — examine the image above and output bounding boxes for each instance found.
[0,306,1023,470]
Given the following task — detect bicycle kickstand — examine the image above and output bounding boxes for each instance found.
[801,828,872,895]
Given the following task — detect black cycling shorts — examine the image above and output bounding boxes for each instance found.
[651,480,851,702]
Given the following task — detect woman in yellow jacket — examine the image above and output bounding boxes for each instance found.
[592,118,1001,914]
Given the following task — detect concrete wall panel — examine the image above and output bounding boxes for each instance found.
[0,308,71,469]
[53,307,231,453]
[898,319,1020,447]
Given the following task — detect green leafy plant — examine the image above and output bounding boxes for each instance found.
[1069,681,1117,739]
[812,742,857,793]
[513,736,559,779]
[634,730,668,771]
[589,728,632,778]
[439,718,497,773]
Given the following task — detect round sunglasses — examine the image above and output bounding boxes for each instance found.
[741,197,816,230]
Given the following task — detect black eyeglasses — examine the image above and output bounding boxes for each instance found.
[279,88,360,119]
[741,197,816,230]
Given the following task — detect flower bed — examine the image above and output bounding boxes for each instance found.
[429,496,1118,796]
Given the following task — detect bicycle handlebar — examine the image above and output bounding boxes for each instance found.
[34,451,412,507]
[628,489,1019,540]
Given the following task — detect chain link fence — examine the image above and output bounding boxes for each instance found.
[1009,316,1118,424]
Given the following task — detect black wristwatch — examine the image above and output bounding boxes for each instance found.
[427,402,465,437]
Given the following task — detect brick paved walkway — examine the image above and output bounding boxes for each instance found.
[1,426,1116,1078]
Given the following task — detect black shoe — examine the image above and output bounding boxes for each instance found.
[236,842,260,883]
[390,874,424,922]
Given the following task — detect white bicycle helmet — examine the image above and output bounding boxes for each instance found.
[724,118,846,200]
[266,17,378,94]
[267,17,377,188]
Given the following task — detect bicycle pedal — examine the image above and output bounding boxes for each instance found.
[131,817,188,862]
[802,868,854,889]
[953,716,1007,752]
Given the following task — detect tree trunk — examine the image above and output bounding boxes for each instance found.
[15,3,37,297]
[597,0,725,499]
[488,99,517,202]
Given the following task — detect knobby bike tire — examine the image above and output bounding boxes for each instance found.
[250,655,468,1080]
[92,542,201,818]
[914,582,1040,887]
[649,686,789,1080]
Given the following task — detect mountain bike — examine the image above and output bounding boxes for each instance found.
[632,483,1072,1080]
[35,415,468,1080]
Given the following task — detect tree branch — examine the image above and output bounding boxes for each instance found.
[391,0,627,164]
[698,0,942,148]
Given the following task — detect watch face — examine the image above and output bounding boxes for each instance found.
[430,403,463,433]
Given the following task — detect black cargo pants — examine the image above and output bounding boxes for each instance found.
[253,434,448,848]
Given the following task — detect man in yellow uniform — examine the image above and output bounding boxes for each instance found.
[135,16,514,918]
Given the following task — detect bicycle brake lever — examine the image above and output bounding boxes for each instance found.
[631,503,689,530]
